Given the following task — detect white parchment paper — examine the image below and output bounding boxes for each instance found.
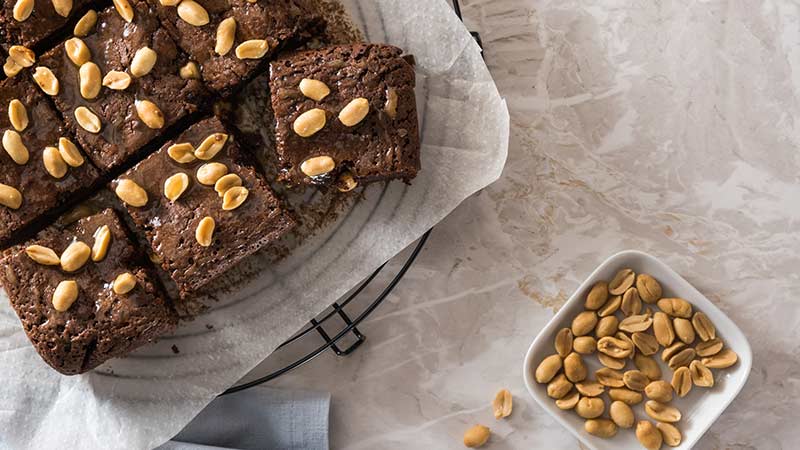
[0,1,509,448]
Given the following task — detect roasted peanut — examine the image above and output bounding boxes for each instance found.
[60,241,91,272]
[301,155,336,177]
[621,287,642,316]
[609,400,634,429]
[215,17,236,56]
[661,342,686,363]
[636,421,663,450]
[43,146,68,178]
[673,317,695,344]
[695,338,723,357]
[608,268,635,295]
[177,0,208,26]
[74,9,97,36]
[8,99,28,131]
[645,400,681,423]
[667,348,696,370]
[197,162,228,185]
[595,367,625,387]
[235,39,269,59]
[534,354,562,384]
[492,389,512,419]
[135,99,165,129]
[632,332,659,356]
[585,281,608,310]
[575,381,604,397]
[58,137,84,167]
[634,354,662,381]
[115,179,148,207]
[214,173,242,197]
[702,348,738,369]
[546,373,573,400]
[113,0,134,22]
[671,366,692,397]
[91,225,110,262]
[65,37,90,66]
[131,46,157,77]
[623,370,650,391]
[168,142,196,163]
[608,388,642,405]
[164,173,190,202]
[299,78,331,101]
[463,424,490,448]
[573,336,597,354]
[645,380,673,403]
[597,336,633,359]
[636,274,662,303]
[692,311,716,342]
[571,310,598,336]
[339,98,370,127]
[195,216,215,247]
[619,314,653,333]
[595,315,618,338]
[564,352,587,382]
[598,353,626,370]
[112,272,137,294]
[657,297,692,318]
[653,311,675,347]
[689,360,714,387]
[3,129,29,164]
[575,396,604,419]
[52,280,79,312]
[598,295,621,317]
[222,186,248,210]
[195,133,229,160]
[555,390,579,410]
[585,419,617,438]
[293,109,327,137]
[554,327,573,358]
[25,245,60,265]
[75,106,101,133]
[0,183,22,209]
[657,422,682,447]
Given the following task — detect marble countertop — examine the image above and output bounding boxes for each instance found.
[270,0,800,448]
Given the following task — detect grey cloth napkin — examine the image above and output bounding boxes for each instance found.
[156,387,330,450]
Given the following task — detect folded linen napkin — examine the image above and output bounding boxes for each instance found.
[156,387,330,450]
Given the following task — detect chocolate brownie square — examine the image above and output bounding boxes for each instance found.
[0,0,94,49]
[112,117,295,297]
[146,0,322,95]
[269,44,420,188]
[37,0,209,171]
[0,75,100,244]
[0,209,177,374]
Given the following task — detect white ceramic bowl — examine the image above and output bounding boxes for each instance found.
[523,250,752,450]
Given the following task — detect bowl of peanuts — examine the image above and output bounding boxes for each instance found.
[523,250,752,450]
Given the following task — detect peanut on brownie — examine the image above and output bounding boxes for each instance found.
[111,117,295,298]
[269,44,420,189]
[0,208,177,374]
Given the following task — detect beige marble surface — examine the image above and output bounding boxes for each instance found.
[270,0,800,448]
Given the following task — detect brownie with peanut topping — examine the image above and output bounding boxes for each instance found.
[111,117,295,298]
[36,0,209,171]
[0,0,94,49]
[0,208,177,375]
[0,74,100,244]
[145,0,322,95]
[269,44,420,188]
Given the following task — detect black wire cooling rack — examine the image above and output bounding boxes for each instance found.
[222,0,478,395]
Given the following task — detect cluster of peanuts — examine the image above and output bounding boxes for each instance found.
[534,268,738,449]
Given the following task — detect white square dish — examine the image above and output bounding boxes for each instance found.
[523,250,752,450]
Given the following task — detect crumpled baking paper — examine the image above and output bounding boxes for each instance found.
[0,0,509,448]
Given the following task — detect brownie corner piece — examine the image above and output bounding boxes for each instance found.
[0,0,94,49]
[112,117,295,297]
[0,208,177,375]
[147,0,323,95]
[37,0,209,171]
[269,44,420,188]
[0,74,100,244]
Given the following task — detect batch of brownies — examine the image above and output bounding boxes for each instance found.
[0,0,420,375]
